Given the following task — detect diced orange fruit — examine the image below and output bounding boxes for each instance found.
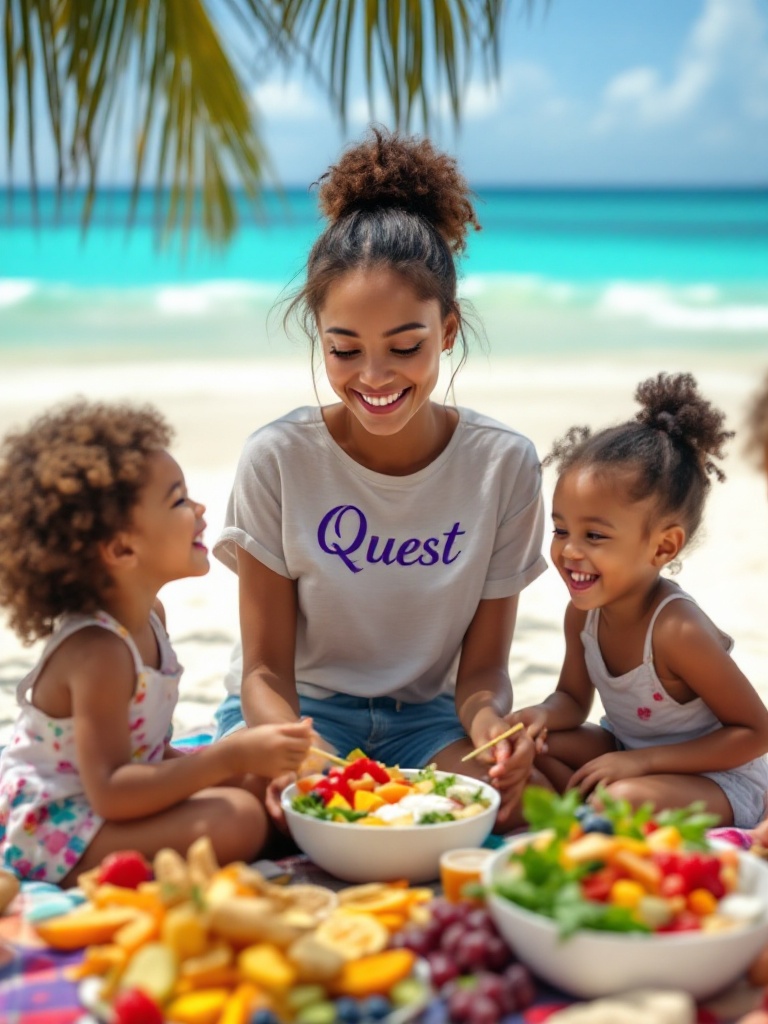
[238,944,296,992]
[326,792,353,811]
[33,905,142,950]
[374,782,413,804]
[332,948,417,998]
[296,774,325,794]
[353,790,386,813]
[610,848,662,894]
[356,816,386,826]
[166,987,231,1024]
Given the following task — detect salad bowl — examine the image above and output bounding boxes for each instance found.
[483,825,768,1000]
[281,767,499,883]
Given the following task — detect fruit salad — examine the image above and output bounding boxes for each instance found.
[292,758,492,827]
[490,787,764,937]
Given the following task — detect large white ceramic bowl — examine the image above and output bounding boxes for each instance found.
[483,833,768,1001]
[281,769,500,884]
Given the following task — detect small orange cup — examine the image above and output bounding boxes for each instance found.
[439,847,495,903]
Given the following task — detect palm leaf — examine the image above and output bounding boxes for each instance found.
[1,0,517,242]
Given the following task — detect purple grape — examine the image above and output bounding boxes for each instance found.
[503,962,536,1010]
[463,907,494,933]
[440,921,466,956]
[391,925,434,958]
[474,972,511,1013]
[483,933,512,971]
[466,994,500,1024]
[427,951,460,989]
[454,930,490,972]
[446,987,474,1023]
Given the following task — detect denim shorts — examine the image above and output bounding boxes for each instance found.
[214,691,468,767]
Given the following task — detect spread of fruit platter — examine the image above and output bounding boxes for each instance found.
[291,757,492,827]
[489,787,763,937]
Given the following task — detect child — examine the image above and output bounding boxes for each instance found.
[510,372,768,828]
[0,401,313,884]
[212,127,548,829]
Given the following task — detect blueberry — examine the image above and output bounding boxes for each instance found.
[335,997,361,1022]
[574,803,592,822]
[249,1011,280,1024]
[359,995,392,1020]
[581,813,614,834]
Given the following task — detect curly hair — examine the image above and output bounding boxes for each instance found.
[285,126,481,373]
[545,372,733,546]
[745,372,768,466]
[0,400,172,644]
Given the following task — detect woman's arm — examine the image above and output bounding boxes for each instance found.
[69,630,311,821]
[237,545,300,726]
[454,595,518,738]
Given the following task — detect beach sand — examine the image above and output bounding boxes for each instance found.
[0,348,766,745]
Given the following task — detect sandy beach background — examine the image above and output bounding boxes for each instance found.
[0,345,765,746]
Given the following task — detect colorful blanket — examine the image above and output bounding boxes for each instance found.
[0,730,762,1022]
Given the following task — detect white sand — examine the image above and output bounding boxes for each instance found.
[0,349,766,745]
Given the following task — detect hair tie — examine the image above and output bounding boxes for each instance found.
[653,410,682,439]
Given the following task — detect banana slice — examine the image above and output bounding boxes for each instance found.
[270,884,339,921]
[313,910,389,960]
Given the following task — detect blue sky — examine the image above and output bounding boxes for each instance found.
[2,0,767,188]
[258,0,768,186]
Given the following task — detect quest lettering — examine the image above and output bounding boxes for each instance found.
[317,504,465,574]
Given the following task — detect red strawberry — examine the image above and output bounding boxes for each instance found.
[97,850,153,889]
[112,988,163,1024]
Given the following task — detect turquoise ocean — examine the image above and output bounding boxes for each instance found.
[1,187,766,365]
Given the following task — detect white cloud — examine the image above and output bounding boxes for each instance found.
[593,0,768,132]
[254,79,322,119]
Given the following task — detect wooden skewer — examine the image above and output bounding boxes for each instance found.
[461,722,525,762]
[308,745,350,767]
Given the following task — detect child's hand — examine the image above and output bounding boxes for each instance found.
[235,718,314,779]
[567,749,648,797]
[506,707,549,755]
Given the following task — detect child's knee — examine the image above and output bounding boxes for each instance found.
[209,789,268,864]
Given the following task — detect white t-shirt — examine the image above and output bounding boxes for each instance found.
[215,406,547,703]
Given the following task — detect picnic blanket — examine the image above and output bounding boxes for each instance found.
[0,864,764,1024]
[0,731,764,1022]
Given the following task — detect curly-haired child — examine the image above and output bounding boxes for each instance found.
[509,372,768,828]
[0,401,312,884]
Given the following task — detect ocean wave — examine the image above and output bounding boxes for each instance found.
[597,282,768,332]
[0,279,37,307]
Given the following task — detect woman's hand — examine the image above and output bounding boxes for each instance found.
[470,711,536,825]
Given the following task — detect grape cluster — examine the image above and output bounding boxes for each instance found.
[391,899,536,1023]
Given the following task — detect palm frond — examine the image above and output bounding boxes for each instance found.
[277,0,506,130]
[1,0,515,242]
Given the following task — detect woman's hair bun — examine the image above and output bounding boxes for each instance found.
[316,125,480,253]
[634,371,733,480]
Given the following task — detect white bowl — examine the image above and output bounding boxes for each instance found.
[483,833,768,1001]
[281,769,500,884]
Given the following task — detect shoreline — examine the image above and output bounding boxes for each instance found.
[0,350,765,746]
